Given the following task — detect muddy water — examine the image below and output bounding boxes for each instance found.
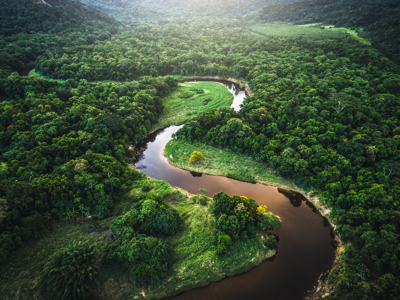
[134,83,336,300]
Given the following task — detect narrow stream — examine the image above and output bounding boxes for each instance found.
[135,82,336,300]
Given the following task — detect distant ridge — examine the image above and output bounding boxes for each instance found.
[257,0,400,64]
[0,0,119,36]
[78,0,301,22]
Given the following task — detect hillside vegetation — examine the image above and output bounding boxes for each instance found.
[258,0,400,64]
[78,0,299,22]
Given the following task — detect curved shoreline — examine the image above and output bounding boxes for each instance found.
[134,83,337,299]
[162,141,342,299]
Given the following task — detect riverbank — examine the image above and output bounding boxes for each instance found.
[100,177,278,299]
[164,140,342,299]
[164,140,336,225]
[0,176,277,299]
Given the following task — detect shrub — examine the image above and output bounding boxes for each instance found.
[258,212,281,231]
[199,188,207,194]
[39,240,100,300]
[256,205,267,216]
[217,231,232,255]
[200,198,208,206]
[138,200,183,236]
[141,184,152,192]
[124,235,174,284]
[264,235,278,249]
[189,151,204,163]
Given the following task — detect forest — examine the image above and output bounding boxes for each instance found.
[1,0,400,299]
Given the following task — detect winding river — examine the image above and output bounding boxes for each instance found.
[135,82,336,300]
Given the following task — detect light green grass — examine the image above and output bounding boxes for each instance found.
[28,68,121,84]
[0,177,275,300]
[153,81,233,130]
[165,140,308,193]
[249,22,347,40]
[318,24,371,45]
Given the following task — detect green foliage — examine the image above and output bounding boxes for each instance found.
[0,0,118,36]
[217,231,232,255]
[212,192,280,254]
[189,151,204,163]
[156,81,233,129]
[199,188,207,194]
[200,198,208,206]
[258,212,281,231]
[38,240,100,300]
[258,0,400,64]
[122,234,174,284]
[106,198,181,284]
[264,235,278,249]
[0,73,178,263]
[141,184,152,192]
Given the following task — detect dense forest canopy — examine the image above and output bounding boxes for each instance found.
[1,0,400,298]
[0,0,119,36]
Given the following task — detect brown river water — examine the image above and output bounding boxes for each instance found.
[134,82,336,300]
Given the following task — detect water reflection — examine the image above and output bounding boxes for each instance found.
[277,187,305,208]
[190,171,203,177]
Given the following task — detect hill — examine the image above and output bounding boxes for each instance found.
[257,0,400,64]
[0,0,119,36]
[78,0,300,22]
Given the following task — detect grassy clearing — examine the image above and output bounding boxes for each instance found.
[28,69,122,84]
[153,81,233,130]
[165,140,308,193]
[0,177,275,300]
[249,22,347,39]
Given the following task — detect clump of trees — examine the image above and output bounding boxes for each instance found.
[189,151,204,163]
[212,192,280,254]
[39,240,100,300]
[102,196,182,284]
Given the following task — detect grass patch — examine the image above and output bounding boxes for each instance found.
[165,140,307,192]
[0,177,275,299]
[249,22,347,39]
[28,68,123,84]
[153,81,233,130]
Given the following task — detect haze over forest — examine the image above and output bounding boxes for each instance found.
[0,0,400,299]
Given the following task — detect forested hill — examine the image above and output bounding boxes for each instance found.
[78,0,300,22]
[257,0,400,64]
[0,0,119,36]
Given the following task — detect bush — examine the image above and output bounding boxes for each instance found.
[217,231,232,255]
[141,184,152,192]
[124,235,174,284]
[258,212,281,231]
[138,200,183,236]
[200,198,208,206]
[189,151,204,163]
[264,235,278,249]
[39,240,100,300]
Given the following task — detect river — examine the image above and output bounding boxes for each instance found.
[134,82,336,300]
